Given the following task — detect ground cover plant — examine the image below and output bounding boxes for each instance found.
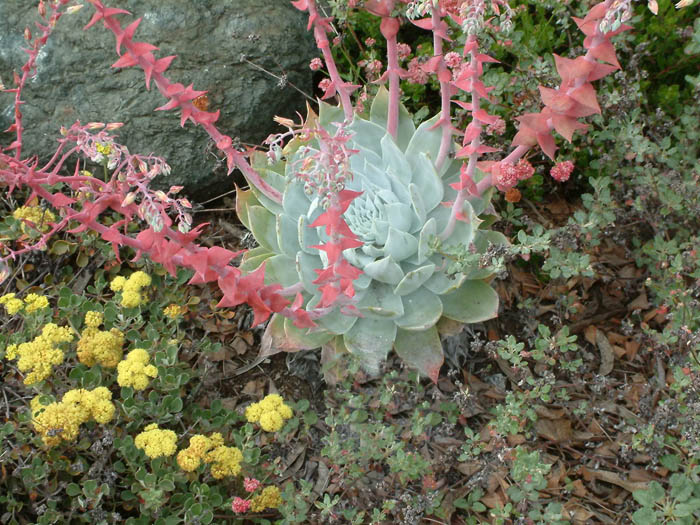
[1,0,699,523]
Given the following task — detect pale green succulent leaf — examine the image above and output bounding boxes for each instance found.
[263,254,299,287]
[409,183,427,228]
[395,287,443,330]
[239,246,274,273]
[318,100,345,131]
[393,263,436,295]
[298,215,321,255]
[343,317,397,376]
[246,168,285,215]
[405,113,442,165]
[441,279,499,323]
[424,269,467,295]
[381,134,412,185]
[384,227,419,262]
[260,314,333,358]
[248,205,280,252]
[394,326,444,383]
[383,202,414,233]
[369,86,416,151]
[412,153,444,211]
[235,186,261,231]
[363,256,405,285]
[348,117,385,158]
[308,296,359,334]
[296,251,323,293]
[357,282,405,319]
[276,213,301,257]
[415,217,436,265]
[283,180,312,220]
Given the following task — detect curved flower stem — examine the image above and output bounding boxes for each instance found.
[433,6,453,173]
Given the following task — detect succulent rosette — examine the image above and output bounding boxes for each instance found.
[236,88,506,380]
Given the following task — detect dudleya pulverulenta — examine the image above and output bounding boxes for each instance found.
[236,88,506,381]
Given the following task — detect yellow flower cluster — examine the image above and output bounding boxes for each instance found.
[6,323,73,385]
[12,205,55,234]
[0,293,24,315]
[77,311,124,368]
[176,433,243,479]
[250,486,282,512]
[134,423,177,459]
[31,387,115,447]
[0,292,50,315]
[163,304,186,319]
[245,394,293,432]
[116,349,158,390]
[24,293,50,313]
[110,271,152,308]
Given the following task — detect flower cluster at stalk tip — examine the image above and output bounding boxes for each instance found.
[31,387,115,446]
[245,394,293,432]
[5,323,73,385]
[0,292,49,315]
[110,271,152,308]
[231,485,282,514]
[135,424,178,458]
[177,432,243,479]
[77,311,125,368]
[117,348,158,390]
[550,161,575,182]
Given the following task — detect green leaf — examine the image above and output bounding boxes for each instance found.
[66,483,81,497]
[631,507,660,525]
[633,482,665,507]
[247,205,280,253]
[394,326,443,382]
[394,263,435,296]
[440,280,499,323]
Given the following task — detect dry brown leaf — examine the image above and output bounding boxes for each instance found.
[629,291,650,310]
[582,467,650,493]
[536,418,573,443]
[596,330,615,376]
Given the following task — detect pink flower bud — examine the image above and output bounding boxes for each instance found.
[309,58,323,71]
[243,477,261,493]
[231,497,251,513]
[550,161,574,182]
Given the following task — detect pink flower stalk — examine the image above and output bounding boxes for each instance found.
[231,497,251,513]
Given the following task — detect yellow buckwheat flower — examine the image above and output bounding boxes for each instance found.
[32,387,115,447]
[116,349,158,390]
[77,312,124,368]
[163,304,186,319]
[13,205,55,234]
[0,293,24,315]
[250,486,282,512]
[84,310,103,328]
[176,433,242,478]
[5,323,73,385]
[245,394,293,432]
[110,271,152,308]
[23,293,49,313]
[135,424,178,459]
[205,445,243,479]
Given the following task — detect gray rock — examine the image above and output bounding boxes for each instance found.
[0,0,316,201]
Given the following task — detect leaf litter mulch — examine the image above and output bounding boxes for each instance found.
[177,190,697,524]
